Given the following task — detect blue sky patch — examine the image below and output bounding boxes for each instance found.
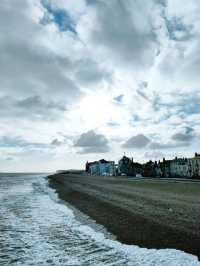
[165,16,192,41]
[41,0,77,34]
[114,94,124,103]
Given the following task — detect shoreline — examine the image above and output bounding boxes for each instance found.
[48,173,200,258]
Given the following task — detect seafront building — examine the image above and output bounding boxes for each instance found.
[118,156,143,177]
[85,153,200,179]
[86,159,116,176]
[161,153,200,178]
[169,158,188,178]
[187,153,200,178]
[143,160,162,177]
[118,156,136,176]
[143,154,200,179]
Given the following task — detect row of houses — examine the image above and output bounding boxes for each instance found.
[85,153,200,179]
[159,153,200,178]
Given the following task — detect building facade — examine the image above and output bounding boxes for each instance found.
[85,153,200,179]
[86,159,116,176]
[169,157,188,178]
[187,153,200,178]
[118,156,143,176]
[159,154,200,178]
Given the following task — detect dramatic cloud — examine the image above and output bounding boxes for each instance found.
[171,127,195,142]
[0,95,66,121]
[157,0,200,90]
[74,130,110,153]
[0,0,82,121]
[122,134,150,149]
[78,0,158,68]
[0,136,48,149]
[0,0,200,171]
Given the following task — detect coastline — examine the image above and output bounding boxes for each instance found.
[48,173,200,258]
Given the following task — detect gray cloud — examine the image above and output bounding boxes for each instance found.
[85,0,158,68]
[158,3,200,88]
[148,127,195,150]
[51,139,63,146]
[1,0,200,170]
[171,127,195,142]
[74,58,111,85]
[149,141,187,150]
[86,0,97,5]
[122,134,150,149]
[0,0,82,122]
[0,136,48,149]
[0,95,66,121]
[177,92,200,116]
[74,130,110,153]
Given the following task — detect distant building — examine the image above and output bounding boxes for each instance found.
[154,161,162,177]
[143,161,155,177]
[118,156,142,176]
[133,162,143,176]
[118,156,135,176]
[86,159,116,176]
[89,161,99,175]
[169,157,188,178]
[143,160,162,177]
[187,153,200,178]
[159,154,200,179]
[85,153,200,179]
[160,158,172,178]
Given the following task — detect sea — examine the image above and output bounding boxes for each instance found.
[0,173,199,266]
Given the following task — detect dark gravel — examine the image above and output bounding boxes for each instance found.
[48,174,200,258]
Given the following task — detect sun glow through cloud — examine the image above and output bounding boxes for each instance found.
[78,92,120,128]
[0,0,200,171]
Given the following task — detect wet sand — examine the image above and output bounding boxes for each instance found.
[48,174,200,258]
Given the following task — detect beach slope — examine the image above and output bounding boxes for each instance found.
[48,174,200,258]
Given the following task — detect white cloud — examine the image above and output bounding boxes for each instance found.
[0,0,200,171]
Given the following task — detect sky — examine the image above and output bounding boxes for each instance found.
[0,0,200,172]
